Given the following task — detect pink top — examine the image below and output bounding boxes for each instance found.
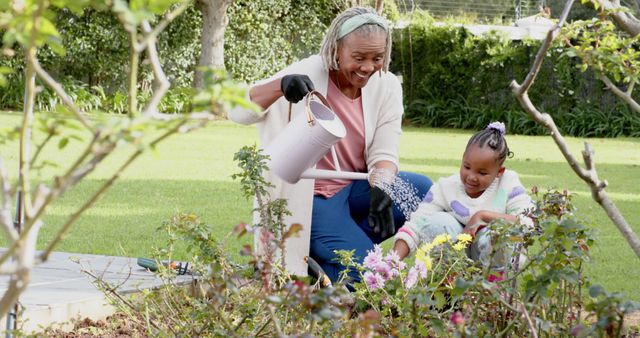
[313,79,366,198]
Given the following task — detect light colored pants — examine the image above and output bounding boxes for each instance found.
[419,212,512,270]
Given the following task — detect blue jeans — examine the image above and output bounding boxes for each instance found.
[309,171,432,283]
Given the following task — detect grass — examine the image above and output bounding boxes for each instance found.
[1,111,639,301]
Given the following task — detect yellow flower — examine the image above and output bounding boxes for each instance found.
[433,233,451,246]
[416,249,433,270]
[456,233,472,245]
[418,241,434,253]
[415,247,433,270]
[452,242,467,251]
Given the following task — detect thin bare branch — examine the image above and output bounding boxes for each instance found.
[0,158,17,241]
[141,21,171,116]
[29,132,54,168]
[511,0,640,258]
[0,210,17,242]
[519,303,538,338]
[514,1,575,93]
[0,219,42,316]
[626,81,635,95]
[600,74,640,113]
[20,71,35,221]
[0,268,29,317]
[30,58,92,129]
[599,0,640,36]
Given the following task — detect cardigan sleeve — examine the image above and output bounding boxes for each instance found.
[366,72,403,171]
[394,180,447,255]
[503,171,533,215]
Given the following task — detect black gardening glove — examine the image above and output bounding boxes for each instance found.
[369,186,395,239]
[280,74,314,103]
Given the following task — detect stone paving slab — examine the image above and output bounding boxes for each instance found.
[0,250,194,334]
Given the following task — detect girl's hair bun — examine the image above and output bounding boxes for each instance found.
[486,121,506,135]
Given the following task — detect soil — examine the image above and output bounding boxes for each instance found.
[38,310,640,337]
[38,313,146,338]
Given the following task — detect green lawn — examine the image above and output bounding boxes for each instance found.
[1,111,639,301]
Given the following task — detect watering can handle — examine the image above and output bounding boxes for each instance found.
[286,91,333,126]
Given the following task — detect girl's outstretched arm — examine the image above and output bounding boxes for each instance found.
[464,210,517,237]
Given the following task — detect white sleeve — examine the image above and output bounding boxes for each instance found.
[394,181,447,255]
[503,171,533,215]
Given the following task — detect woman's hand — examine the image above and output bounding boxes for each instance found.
[280,74,314,103]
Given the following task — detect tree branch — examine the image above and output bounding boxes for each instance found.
[511,0,640,258]
[0,157,18,241]
[30,57,92,129]
[599,74,640,113]
[599,0,640,36]
[141,21,171,116]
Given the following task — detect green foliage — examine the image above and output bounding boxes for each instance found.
[93,156,639,336]
[392,10,640,137]
[224,0,340,83]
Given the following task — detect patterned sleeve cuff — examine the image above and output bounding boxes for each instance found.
[394,226,420,255]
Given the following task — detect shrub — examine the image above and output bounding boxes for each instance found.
[87,146,639,337]
[392,10,640,137]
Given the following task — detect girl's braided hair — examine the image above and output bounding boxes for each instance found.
[466,121,513,165]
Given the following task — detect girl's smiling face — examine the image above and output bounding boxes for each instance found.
[459,143,505,198]
[334,31,386,89]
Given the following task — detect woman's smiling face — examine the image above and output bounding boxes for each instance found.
[335,30,386,88]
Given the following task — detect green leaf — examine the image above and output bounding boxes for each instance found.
[589,285,605,298]
[58,137,69,149]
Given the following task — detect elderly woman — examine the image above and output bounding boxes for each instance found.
[229,6,432,283]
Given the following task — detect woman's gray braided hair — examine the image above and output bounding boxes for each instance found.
[319,6,392,72]
[466,121,513,165]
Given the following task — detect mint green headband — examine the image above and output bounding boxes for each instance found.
[337,13,389,39]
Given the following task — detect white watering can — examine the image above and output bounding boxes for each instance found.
[264,91,369,184]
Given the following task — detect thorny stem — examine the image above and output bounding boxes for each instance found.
[83,269,162,331]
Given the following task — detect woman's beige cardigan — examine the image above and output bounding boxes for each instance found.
[228,55,404,276]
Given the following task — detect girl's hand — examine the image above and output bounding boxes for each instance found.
[463,223,485,238]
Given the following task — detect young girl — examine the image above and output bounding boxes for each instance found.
[393,122,532,269]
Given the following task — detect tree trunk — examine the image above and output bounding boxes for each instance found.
[375,0,384,14]
[194,0,232,89]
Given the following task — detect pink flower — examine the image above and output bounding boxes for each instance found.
[375,261,393,281]
[364,271,385,290]
[414,261,427,279]
[450,311,465,326]
[385,249,402,265]
[404,267,418,288]
[364,245,383,270]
